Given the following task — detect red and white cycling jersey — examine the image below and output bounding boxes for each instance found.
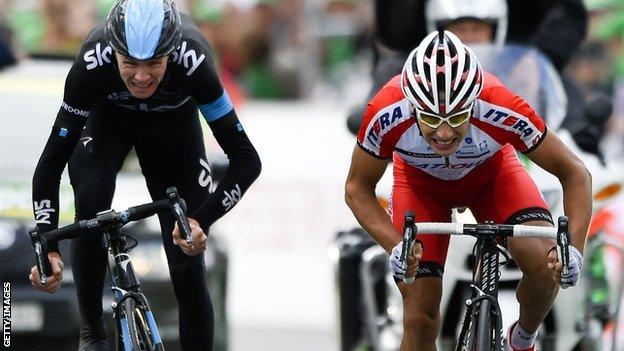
[357,72,547,180]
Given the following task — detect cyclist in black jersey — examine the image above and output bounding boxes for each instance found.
[28,1,261,350]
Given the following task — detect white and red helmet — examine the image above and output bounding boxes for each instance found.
[401,30,484,115]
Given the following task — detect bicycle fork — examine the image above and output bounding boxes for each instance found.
[456,240,505,351]
[113,289,164,351]
[108,238,164,350]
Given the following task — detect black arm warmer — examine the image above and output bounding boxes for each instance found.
[32,113,86,252]
[191,112,261,231]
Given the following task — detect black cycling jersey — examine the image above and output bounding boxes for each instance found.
[32,14,261,252]
[31,14,260,351]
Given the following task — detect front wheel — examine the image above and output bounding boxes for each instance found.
[475,300,497,351]
[120,297,163,351]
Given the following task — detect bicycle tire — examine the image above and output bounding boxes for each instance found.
[456,303,479,351]
[456,309,471,350]
[121,297,160,351]
[476,300,493,351]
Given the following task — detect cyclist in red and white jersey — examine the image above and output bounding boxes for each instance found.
[345,31,592,351]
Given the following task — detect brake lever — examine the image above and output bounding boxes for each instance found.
[556,215,571,277]
[166,187,193,244]
[28,226,51,285]
[400,211,416,284]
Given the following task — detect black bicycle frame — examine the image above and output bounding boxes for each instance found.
[28,187,192,351]
[99,213,164,350]
[107,228,141,294]
[456,234,506,351]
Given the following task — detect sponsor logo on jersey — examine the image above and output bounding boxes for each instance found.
[61,102,90,118]
[482,108,535,138]
[414,159,485,170]
[378,106,405,131]
[365,120,381,145]
[198,158,213,190]
[456,149,490,158]
[84,42,113,70]
[80,136,93,147]
[513,211,553,223]
[171,41,206,76]
[479,140,489,152]
[365,106,407,147]
[222,184,242,211]
[107,92,132,101]
[395,148,441,159]
[33,200,56,225]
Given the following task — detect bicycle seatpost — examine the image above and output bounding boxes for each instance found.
[401,211,416,284]
[166,187,193,244]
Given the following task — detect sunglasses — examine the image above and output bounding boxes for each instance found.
[415,104,473,129]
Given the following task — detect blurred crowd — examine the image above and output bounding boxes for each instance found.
[0,0,373,99]
[576,0,624,159]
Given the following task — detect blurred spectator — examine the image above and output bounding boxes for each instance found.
[565,41,612,97]
[194,0,307,99]
[40,0,96,55]
[5,0,95,56]
[0,24,17,70]
[577,0,624,159]
[321,0,372,75]
[372,0,586,70]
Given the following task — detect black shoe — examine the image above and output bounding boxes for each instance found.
[78,339,110,351]
[78,319,110,351]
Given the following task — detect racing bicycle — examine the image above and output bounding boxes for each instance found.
[399,212,572,351]
[28,187,193,351]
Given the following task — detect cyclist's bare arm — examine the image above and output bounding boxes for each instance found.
[526,130,592,253]
[345,145,399,253]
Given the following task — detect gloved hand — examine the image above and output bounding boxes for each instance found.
[548,245,583,289]
[389,240,422,281]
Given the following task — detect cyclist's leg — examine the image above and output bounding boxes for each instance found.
[132,107,215,351]
[470,150,557,336]
[67,108,132,349]
[391,168,452,351]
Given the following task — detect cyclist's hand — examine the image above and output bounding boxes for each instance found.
[389,240,423,281]
[172,217,208,256]
[547,245,583,288]
[29,252,63,294]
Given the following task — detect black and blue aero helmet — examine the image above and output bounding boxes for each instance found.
[105,0,182,61]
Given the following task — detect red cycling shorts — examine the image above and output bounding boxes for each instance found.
[389,144,551,273]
